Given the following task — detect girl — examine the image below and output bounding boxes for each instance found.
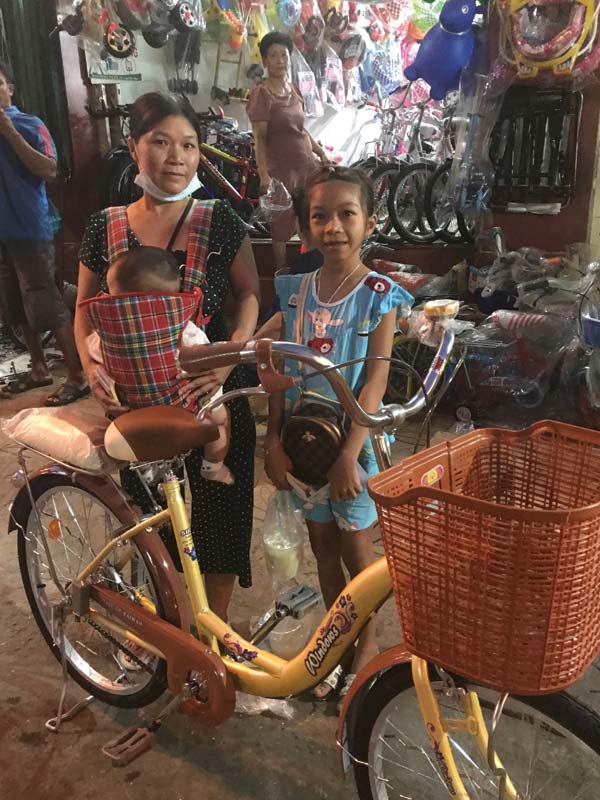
[264,166,413,707]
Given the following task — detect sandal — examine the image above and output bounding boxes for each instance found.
[44,382,90,407]
[311,664,344,700]
[5,374,53,394]
[337,673,357,713]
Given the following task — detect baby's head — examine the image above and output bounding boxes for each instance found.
[107,246,180,295]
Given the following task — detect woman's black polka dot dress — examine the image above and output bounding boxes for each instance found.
[79,200,256,587]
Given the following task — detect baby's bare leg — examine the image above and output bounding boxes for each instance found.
[201,407,234,485]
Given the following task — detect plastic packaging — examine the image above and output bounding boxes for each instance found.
[262,491,305,586]
[268,614,312,658]
[291,48,323,118]
[1,406,122,473]
[235,692,295,719]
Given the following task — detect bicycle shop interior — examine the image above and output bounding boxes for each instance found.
[1,1,600,798]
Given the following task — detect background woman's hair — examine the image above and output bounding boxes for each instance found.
[129,92,201,142]
[304,166,375,217]
[258,31,294,59]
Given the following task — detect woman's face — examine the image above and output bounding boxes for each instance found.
[263,44,290,78]
[0,70,14,109]
[129,114,200,195]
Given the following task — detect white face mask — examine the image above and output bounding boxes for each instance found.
[134,170,202,203]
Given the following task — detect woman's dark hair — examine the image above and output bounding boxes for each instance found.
[129,92,201,142]
[304,166,375,217]
[0,60,15,86]
[259,32,294,59]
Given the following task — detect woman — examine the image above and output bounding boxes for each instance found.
[74,92,260,620]
[247,31,330,273]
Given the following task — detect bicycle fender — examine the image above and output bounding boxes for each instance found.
[336,644,412,774]
[8,464,189,633]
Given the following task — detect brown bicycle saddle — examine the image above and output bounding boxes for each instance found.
[104,406,218,462]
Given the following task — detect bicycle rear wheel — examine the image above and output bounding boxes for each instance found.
[352,664,600,800]
[424,159,474,244]
[16,474,167,708]
[371,163,403,245]
[388,162,438,245]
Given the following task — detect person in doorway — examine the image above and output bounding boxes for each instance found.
[0,61,87,405]
[247,32,331,274]
[74,92,260,620]
[264,166,413,709]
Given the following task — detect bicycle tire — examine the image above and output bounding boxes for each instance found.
[424,159,474,244]
[16,474,167,708]
[352,663,600,800]
[387,162,438,244]
[371,163,403,245]
[104,152,141,207]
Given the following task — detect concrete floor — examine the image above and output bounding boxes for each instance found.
[1,362,599,800]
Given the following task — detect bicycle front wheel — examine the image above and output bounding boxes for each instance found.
[353,664,600,800]
[17,474,167,708]
[388,162,438,245]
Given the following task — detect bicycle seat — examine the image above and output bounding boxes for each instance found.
[104,406,218,463]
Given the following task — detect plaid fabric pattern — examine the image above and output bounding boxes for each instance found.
[105,206,130,264]
[83,289,203,410]
[104,202,216,294]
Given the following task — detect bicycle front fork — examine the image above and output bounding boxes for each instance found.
[411,657,519,799]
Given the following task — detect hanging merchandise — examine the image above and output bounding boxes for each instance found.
[115,0,153,29]
[497,0,600,79]
[293,0,326,54]
[371,37,404,95]
[276,0,303,27]
[204,0,245,50]
[291,46,324,116]
[339,31,367,68]
[404,0,482,100]
[410,0,445,37]
[243,1,270,61]
[310,42,346,108]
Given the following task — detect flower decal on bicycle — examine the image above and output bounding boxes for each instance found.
[183,545,198,561]
[223,632,258,661]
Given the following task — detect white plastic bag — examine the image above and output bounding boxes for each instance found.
[262,491,305,585]
[1,406,123,473]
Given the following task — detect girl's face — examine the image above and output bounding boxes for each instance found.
[263,44,290,78]
[308,181,376,263]
[0,71,14,109]
[129,114,200,195]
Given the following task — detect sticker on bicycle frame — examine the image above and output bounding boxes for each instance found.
[421,464,444,486]
[304,593,358,677]
[426,723,457,795]
[223,632,258,662]
[183,545,198,562]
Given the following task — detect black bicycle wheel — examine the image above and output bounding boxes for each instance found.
[425,159,475,244]
[388,162,438,244]
[16,474,167,708]
[371,163,403,245]
[352,663,600,800]
[103,152,141,207]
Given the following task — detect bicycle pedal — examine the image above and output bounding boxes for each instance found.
[102,726,154,766]
[276,585,320,619]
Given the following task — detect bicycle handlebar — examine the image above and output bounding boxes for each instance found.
[179,300,458,430]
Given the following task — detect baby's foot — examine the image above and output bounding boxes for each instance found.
[201,459,235,485]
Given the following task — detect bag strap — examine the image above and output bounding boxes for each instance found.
[294,272,313,345]
[166,197,194,252]
[105,206,130,264]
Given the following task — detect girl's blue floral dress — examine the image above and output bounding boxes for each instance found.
[275,270,413,531]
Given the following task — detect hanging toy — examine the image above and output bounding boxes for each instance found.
[404,0,481,100]
[497,0,599,78]
[277,0,302,27]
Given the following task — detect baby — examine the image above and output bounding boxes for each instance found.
[86,246,233,485]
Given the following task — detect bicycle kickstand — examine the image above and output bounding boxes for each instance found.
[46,608,95,733]
[102,692,182,767]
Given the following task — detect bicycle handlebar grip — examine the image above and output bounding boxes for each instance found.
[423,299,459,321]
[178,341,245,372]
[520,278,550,292]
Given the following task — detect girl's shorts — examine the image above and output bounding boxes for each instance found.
[291,446,379,532]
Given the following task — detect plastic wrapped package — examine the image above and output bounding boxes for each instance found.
[262,491,305,586]
[309,43,345,109]
[291,48,324,118]
[293,0,325,55]
[251,178,292,228]
[1,407,123,473]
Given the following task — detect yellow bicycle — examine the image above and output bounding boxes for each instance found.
[8,301,600,798]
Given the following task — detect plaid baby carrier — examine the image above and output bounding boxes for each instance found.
[83,288,203,410]
[104,202,215,295]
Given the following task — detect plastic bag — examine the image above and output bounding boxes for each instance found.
[251,179,293,228]
[1,407,123,473]
[262,491,305,586]
[235,692,295,719]
[291,48,324,118]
